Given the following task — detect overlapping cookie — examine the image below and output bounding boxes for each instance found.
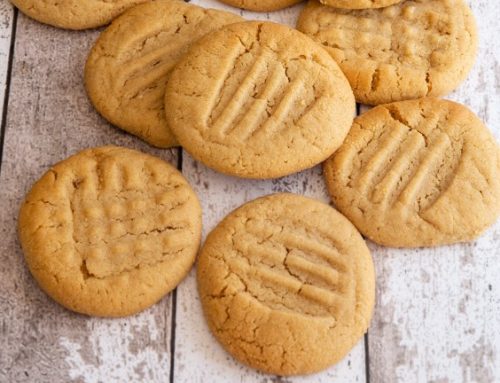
[324,98,500,247]
[11,0,149,30]
[86,1,242,148]
[18,146,202,317]
[217,0,302,12]
[197,193,375,375]
[298,0,477,105]
[319,0,403,9]
[165,21,355,179]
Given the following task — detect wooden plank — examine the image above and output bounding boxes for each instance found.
[367,1,500,381]
[175,2,366,381]
[0,2,14,137]
[0,14,177,382]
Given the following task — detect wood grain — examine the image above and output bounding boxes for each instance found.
[0,2,13,121]
[0,9,177,382]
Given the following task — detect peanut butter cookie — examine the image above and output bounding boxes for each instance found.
[217,0,302,12]
[85,0,242,148]
[11,0,149,30]
[165,21,355,178]
[197,193,375,375]
[324,98,500,247]
[298,0,477,105]
[319,0,403,9]
[18,146,202,316]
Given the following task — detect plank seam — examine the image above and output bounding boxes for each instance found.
[0,8,18,176]
[170,148,183,383]
[356,102,371,383]
[169,288,178,383]
[365,332,370,383]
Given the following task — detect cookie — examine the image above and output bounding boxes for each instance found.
[217,0,302,12]
[319,0,403,9]
[165,21,355,179]
[324,98,500,247]
[10,0,149,30]
[197,193,375,375]
[297,0,477,105]
[18,146,202,317]
[85,1,242,148]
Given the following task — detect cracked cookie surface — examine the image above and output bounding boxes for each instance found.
[85,0,242,148]
[217,0,302,12]
[297,0,477,105]
[319,0,403,9]
[11,0,149,30]
[18,146,202,317]
[197,193,375,375]
[165,21,355,179]
[324,98,500,247]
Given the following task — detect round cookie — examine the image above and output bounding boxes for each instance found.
[18,146,202,317]
[319,0,403,9]
[197,193,375,375]
[85,1,242,148]
[217,0,302,12]
[10,0,149,30]
[165,21,355,179]
[297,0,478,105]
[324,98,500,247]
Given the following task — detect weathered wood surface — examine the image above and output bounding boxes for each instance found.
[0,2,13,119]
[0,0,498,382]
[0,6,177,382]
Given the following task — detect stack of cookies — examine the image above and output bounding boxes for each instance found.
[14,0,500,377]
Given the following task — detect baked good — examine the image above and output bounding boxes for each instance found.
[324,98,500,247]
[197,193,375,375]
[18,146,202,317]
[165,21,355,179]
[297,0,477,105]
[319,0,403,9]
[10,0,149,30]
[216,0,302,12]
[85,0,243,148]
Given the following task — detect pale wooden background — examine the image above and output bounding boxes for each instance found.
[0,0,498,382]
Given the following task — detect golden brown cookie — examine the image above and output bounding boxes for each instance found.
[10,0,149,30]
[217,0,302,12]
[297,0,478,105]
[319,0,403,9]
[18,146,202,317]
[85,1,242,148]
[197,193,375,375]
[324,98,500,247]
[165,21,355,179]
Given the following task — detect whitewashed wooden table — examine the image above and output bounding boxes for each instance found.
[0,0,498,382]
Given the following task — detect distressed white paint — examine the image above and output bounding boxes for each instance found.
[0,1,13,117]
[368,234,500,383]
[60,314,170,383]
